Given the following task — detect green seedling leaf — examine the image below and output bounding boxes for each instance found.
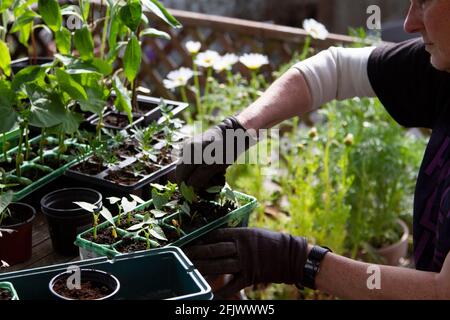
[150,209,168,218]
[80,0,90,21]
[141,0,181,29]
[206,186,223,194]
[139,27,170,40]
[119,1,142,32]
[12,66,44,90]
[0,191,13,215]
[11,9,37,33]
[130,194,145,204]
[0,0,13,12]
[179,201,190,216]
[0,83,17,133]
[73,201,97,213]
[26,86,65,128]
[61,111,83,134]
[127,222,144,231]
[180,182,195,204]
[112,76,132,123]
[107,196,121,204]
[55,27,71,55]
[150,224,167,241]
[99,207,115,226]
[38,0,62,32]
[151,189,169,210]
[123,33,141,83]
[0,40,11,77]
[55,69,88,101]
[74,25,94,60]
[91,58,113,76]
[121,197,137,214]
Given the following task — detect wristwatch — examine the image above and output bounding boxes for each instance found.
[300,245,332,290]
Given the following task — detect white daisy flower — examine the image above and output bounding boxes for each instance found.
[194,50,221,68]
[213,53,239,72]
[302,18,329,40]
[163,67,194,90]
[239,53,269,70]
[185,41,201,55]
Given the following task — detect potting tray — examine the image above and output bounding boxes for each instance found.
[0,282,19,300]
[0,128,20,149]
[64,130,186,193]
[89,95,189,130]
[75,191,257,259]
[1,135,92,201]
[0,247,213,300]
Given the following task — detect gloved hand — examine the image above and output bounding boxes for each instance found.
[175,116,257,192]
[183,228,309,299]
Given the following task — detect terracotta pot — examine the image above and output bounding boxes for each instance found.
[0,203,36,266]
[375,219,409,266]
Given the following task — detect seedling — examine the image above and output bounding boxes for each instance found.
[127,213,167,249]
[0,190,13,226]
[107,194,145,227]
[73,202,116,241]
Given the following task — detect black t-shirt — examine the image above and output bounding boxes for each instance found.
[368,38,450,271]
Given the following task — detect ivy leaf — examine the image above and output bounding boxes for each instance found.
[119,1,142,32]
[0,40,11,76]
[55,27,71,55]
[38,0,62,32]
[141,0,182,29]
[123,33,141,83]
[74,25,94,60]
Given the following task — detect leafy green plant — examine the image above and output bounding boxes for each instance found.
[73,201,116,241]
[0,190,13,226]
[127,213,167,249]
[107,194,145,227]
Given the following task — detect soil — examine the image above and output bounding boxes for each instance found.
[21,166,48,181]
[0,160,16,173]
[72,156,107,175]
[115,237,150,253]
[35,156,68,170]
[83,226,122,245]
[156,145,174,166]
[0,288,12,300]
[113,139,139,158]
[124,161,160,176]
[103,113,139,129]
[52,277,114,300]
[116,216,141,229]
[104,169,143,185]
[172,200,237,234]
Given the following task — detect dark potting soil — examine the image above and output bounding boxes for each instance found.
[124,161,160,176]
[72,156,107,175]
[0,160,16,173]
[115,237,150,253]
[83,227,122,245]
[35,157,68,170]
[52,278,113,300]
[116,216,141,229]
[104,113,136,128]
[21,166,48,181]
[157,145,174,166]
[172,200,237,234]
[0,288,12,300]
[113,140,139,158]
[104,169,143,185]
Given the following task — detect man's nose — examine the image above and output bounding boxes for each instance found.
[404,3,424,34]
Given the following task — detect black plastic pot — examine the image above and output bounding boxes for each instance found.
[49,269,120,300]
[41,188,102,256]
[0,203,36,265]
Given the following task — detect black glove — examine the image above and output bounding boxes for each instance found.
[183,228,308,299]
[176,116,257,192]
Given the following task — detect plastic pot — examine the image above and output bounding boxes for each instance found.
[0,203,36,266]
[41,188,102,256]
[49,269,120,300]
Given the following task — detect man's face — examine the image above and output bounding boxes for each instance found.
[404,0,450,72]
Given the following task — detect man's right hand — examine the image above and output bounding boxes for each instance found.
[175,116,256,192]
